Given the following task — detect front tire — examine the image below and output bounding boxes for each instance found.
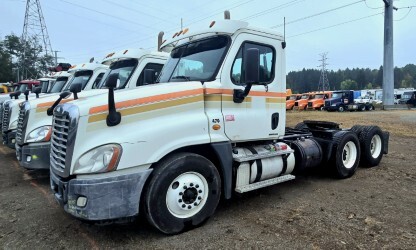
[330,131,361,178]
[338,106,345,112]
[144,153,221,234]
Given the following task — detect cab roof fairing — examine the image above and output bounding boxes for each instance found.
[160,19,284,53]
[68,63,109,73]
[101,48,168,66]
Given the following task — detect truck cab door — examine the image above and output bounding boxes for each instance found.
[218,34,286,142]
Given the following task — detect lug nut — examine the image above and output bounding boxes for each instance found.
[195,184,199,188]
[198,190,202,193]
[198,196,202,200]
[190,183,194,187]
[178,199,182,202]
[179,192,183,195]
[188,205,192,209]
[194,202,198,206]
[182,204,186,208]
[183,186,187,189]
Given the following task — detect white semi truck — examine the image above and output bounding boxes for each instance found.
[15,49,167,169]
[1,72,73,148]
[49,16,389,234]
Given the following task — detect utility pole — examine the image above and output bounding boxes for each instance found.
[53,50,63,65]
[382,0,395,108]
[318,52,330,92]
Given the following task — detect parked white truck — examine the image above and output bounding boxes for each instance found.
[15,50,167,169]
[50,16,389,234]
[1,72,73,148]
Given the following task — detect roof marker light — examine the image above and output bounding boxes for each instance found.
[82,64,85,67]
[123,49,128,54]
[209,21,215,28]
[178,30,183,36]
[172,32,178,38]
[183,28,189,34]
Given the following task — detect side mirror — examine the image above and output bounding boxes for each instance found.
[106,73,121,127]
[143,69,156,85]
[47,91,71,116]
[10,91,21,100]
[69,83,82,100]
[106,73,119,89]
[24,90,30,101]
[233,48,260,103]
[33,87,42,98]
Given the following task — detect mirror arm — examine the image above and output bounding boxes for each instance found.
[106,87,121,126]
[233,82,253,103]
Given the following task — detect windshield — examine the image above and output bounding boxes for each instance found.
[289,95,297,100]
[158,35,230,83]
[50,77,68,93]
[98,59,138,89]
[18,84,28,92]
[315,94,324,99]
[64,70,93,91]
[332,92,343,98]
[403,92,414,99]
[301,95,309,99]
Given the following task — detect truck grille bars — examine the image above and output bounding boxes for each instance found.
[50,113,70,171]
[1,102,11,133]
[50,104,79,177]
[16,103,30,145]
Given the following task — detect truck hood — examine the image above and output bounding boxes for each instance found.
[27,89,108,111]
[63,81,204,118]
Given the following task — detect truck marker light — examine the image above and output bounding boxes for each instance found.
[178,30,183,36]
[212,124,221,130]
[172,32,178,38]
[76,197,87,207]
[209,21,215,28]
[183,28,189,34]
[123,50,128,54]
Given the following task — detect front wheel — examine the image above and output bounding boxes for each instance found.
[338,106,345,112]
[144,153,221,234]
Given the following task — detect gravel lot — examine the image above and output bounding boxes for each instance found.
[0,110,415,249]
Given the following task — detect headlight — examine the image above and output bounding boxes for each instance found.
[10,119,18,129]
[26,126,52,143]
[331,104,336,106]
[73,144,122,174]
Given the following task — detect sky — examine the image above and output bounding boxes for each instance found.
[0,0,415,72]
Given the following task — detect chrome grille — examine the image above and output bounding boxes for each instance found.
[2,102,11,132]
[50,114,70,171]
[0,105,3,125]
[16,102,29,145]
[308,102,312,107]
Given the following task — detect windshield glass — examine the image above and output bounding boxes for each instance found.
[315,94,324,99]
[98,59,138,89]
[301,95,309,99]
[289,95,297,100]
[403,92,413,99]
[158,35,229,83]
[18,84,28,92]
[50,77,68,93]
[332,92,343,98]
[64,70,93,91]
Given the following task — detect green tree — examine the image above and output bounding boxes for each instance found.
[340,79,358,90]
[0,39,14,82]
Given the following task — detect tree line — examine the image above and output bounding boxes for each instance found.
[0,34,53,83]
[287,64,416,93]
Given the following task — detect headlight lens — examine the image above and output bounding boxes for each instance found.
[331,103,336,106]
[73,144,122,174]
[27,126,52,143]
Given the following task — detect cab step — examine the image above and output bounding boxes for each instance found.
[233,149,294,162]
[235,174,295,193]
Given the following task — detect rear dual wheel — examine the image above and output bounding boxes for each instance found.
[144,153,221,234]
[330,131,361,178]
[350,125,385,167]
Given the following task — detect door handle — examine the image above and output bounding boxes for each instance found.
[271,113,279,130]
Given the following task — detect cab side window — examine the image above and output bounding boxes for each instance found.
[92,73,105,89]
[231,42,275,85]
[137,63,164,86]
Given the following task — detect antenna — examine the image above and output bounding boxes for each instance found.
[281,17,286,49]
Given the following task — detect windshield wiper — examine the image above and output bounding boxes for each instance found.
[171,75,191,81]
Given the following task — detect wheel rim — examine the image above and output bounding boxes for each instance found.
[166,171,208,218]
[370,134,382,158]
[342,141,357,169]
[339,107,344,112]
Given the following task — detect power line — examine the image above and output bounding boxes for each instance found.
[287,12,383,39]
[270,0,365,28]
[394,7,413,21]
[58,0,158,31]
[240,0,304,21]
[364,0,384,9]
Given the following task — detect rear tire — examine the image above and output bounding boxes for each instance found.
[330,131,361,178]
[358,126,384,167]
[144,153,221,234]
[350,125,366,137]
[294,122,309,131]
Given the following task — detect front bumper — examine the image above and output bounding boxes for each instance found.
[50,168,152,221]
[2,130,16,149]
[324,106,339,111]
[16,142,50,170]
